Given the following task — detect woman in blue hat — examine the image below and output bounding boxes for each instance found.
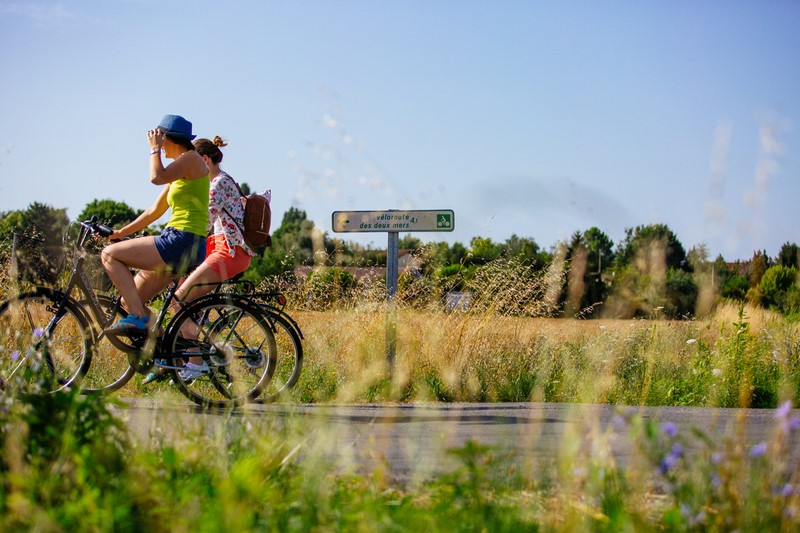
[101,114,210,331]
[141,135,262,383]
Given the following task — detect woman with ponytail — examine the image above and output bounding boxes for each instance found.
[185,135,257,290]
[144,135,259,383]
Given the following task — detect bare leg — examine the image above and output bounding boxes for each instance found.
[116,270,173,328]
[101,237,169,317]
[133,269,174,324]
[172,262,224,364]
[174,262,224,308]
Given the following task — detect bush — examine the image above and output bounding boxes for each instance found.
[433,263,474,292]
[0,390,136,531]
[303,267,357,310]
[759,264,798,311]
[665,268,698,318]
[720,274,749,300]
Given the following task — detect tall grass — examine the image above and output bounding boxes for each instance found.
[3,252,798,407]
[2,387,799,531]
[3,253,800,529]
[288,304,799,407]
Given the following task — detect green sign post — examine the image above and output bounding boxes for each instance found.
[332,209,455,366]
[332,209,454,233]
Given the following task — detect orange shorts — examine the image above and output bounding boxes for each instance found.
[204,235,252,280]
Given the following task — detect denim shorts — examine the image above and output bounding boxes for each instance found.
[154,227,206,274]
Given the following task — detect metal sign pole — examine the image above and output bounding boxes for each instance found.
[386,231,399,367]
[331,209,455,371]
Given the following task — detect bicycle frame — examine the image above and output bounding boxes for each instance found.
[212,278,304,341]
[3,219,280,403]
[42,224,121,342]
[39,221,187,363]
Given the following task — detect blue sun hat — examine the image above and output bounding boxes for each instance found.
[157,114,196,139]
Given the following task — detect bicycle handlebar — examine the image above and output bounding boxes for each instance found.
[80,216,114,238]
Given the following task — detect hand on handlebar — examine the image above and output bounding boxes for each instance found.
[82,217,149,242]
[108,230,127,242]
[80,217,115,239]
[109,229,150,242]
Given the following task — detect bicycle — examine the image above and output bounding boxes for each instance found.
[74,244,303,403]
[213,278,304,402]
[0,218,277,408]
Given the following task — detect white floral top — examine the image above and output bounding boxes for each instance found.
[207,171,256,258]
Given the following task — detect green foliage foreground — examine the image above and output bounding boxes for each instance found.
[1,389,799,531]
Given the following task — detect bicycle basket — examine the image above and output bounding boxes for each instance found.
[11,232,66,286]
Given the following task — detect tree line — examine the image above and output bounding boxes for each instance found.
[2,199,799,319]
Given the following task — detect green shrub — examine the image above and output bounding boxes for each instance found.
[720,274,749,300]
[433,263,474,292]
[759,264,799,312]
[303,267,357,310]
[665,267,698,318]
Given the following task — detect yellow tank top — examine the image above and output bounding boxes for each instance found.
[167,175,210,236]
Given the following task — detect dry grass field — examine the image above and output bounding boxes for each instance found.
[286,301,799,409]
[2,246,799,408]
[3,254,800,530]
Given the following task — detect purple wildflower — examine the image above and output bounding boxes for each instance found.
[711,452,724,465]
[660,443,684,474]
[33,328,44,338]
[789,417,800,431]
[690,511,707,526]
[670,443,683,457]
[749,441,767,458]
[661,421,678,438]
[612,414,632,431]
[11,350,20,361]
[660,454,679,474]
[776,400,793,420]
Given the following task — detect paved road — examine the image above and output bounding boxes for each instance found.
[117,400,794,484]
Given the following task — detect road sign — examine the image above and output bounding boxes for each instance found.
[330,208,455,367]
[332,209,455,233]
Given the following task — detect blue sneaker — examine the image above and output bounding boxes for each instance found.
[105,314,149,333]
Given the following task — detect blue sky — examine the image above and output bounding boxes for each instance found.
[1,0,798,261]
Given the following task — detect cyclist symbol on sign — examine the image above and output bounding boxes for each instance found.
[437,214,452,229]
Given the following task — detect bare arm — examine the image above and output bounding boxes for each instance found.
[147,129,207,185]
[110,186,170,239]
[151,151,207,185]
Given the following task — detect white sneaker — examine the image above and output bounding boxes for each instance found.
[178,361,209,381]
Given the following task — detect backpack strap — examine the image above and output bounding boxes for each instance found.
[221,205,245,234]
[229,178,246,198]
[219,174,246,235]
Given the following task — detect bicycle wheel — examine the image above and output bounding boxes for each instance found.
[165,295,277,408]
[80,294,137,394]
[0,290,92,393]
[258,311,303,402]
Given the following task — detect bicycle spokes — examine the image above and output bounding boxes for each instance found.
[0,293,90,393]
[165,296,276,408]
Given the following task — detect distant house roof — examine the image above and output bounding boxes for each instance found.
[724,261,750,276]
